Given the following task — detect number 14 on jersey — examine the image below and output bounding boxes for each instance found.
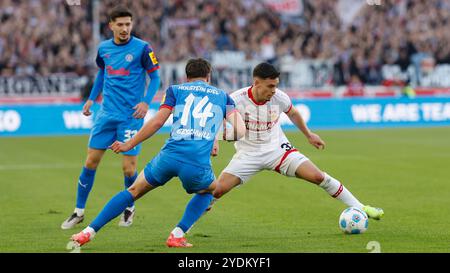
[180,94,214,128]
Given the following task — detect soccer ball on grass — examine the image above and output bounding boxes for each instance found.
[339,207,368,234]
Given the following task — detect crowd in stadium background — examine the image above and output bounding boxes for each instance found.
[1,0,450,98]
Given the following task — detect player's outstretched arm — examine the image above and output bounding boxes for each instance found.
[286,106,325,150]
[110,108,172,153]
[224,111,246,141]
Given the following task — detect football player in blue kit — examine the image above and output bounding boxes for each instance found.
[70,58,246,248]
[61,6,161,229]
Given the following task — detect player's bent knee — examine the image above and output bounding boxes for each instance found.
[296,170,325,185]
[213,190,222,199]
[213,173,241,198]
[213,184,233,199]
[85,149,105,169]
[127,186,141,200]
[298,171,325,185]
[127,174,155,200]
[313,171,326,184]
[212,187,225,199]
[123,168,136,177]
[122,160,137,177]
[295,161,326,185]
[85,158,101,169]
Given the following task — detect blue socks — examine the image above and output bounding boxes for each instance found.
[89,190,134,232]
[76,168,137,210]
[177,193,214,232]
[76,167,97,209]
[124,172,138,207]
[87,189,213,234]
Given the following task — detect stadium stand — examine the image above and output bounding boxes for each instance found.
[1,0,450,100]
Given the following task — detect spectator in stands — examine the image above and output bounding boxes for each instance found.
[345,74,365,97]
[0,0,93,76]
[2,0,450,88]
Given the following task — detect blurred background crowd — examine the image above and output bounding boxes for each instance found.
[1,0,450,86]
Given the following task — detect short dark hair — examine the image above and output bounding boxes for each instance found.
[109,6,133,22]
[253,63,280,79]
[185,58,212,79]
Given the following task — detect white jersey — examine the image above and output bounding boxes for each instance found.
[230,86,293,155]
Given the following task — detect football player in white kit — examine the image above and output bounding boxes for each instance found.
[214,63,384,219]
[173,63,384,245]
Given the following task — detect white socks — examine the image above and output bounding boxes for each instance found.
[319,173,364,209]
[83,226,96,239]
[171,227,185,238]
[74,208,85,216]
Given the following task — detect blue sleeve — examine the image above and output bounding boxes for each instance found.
[95,50,105,69]
[142,69,160,105]
[159,86,176,110]
[88,69,104,101]
[141,43,160,73]
[224,93,236,118]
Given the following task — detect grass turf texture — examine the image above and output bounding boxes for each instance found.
[0,127,449,253]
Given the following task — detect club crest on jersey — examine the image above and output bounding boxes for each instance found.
[268,109,279,120]
[125,54,133,62]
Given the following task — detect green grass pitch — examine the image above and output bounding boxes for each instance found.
[1,127,449,253]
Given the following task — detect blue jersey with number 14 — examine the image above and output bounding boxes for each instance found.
[159,80,235,167]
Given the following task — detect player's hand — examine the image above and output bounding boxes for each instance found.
[133,102,149,119]
[308,133,325,150]
[211,140,219,157]
[82,100,94,116]
[109,141,132,153]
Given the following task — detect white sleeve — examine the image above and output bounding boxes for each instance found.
[230,90,242,106]
[277,90,293,113]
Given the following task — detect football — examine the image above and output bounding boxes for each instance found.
[339,207,369,234]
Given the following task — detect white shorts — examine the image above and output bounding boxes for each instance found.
[223,145,310,183]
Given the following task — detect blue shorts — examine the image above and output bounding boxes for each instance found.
[88,110,143,156]
[144,152,215,194]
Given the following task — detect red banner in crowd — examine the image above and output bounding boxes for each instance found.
[263,0,304,16]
